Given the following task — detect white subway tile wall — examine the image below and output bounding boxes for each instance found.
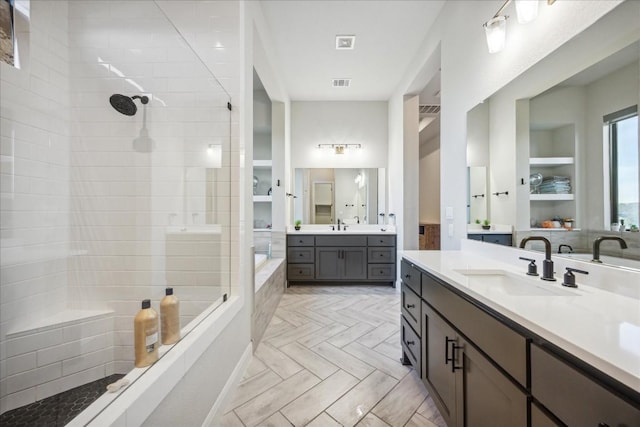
[0,0,240,415]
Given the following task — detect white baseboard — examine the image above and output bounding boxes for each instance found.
[201,341,253,427]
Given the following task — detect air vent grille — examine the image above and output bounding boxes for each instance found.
[419,104,440,115]
[332,78,351,88]
[336,35,355,50]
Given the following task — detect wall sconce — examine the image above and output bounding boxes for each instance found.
[483,0,547,54]
[317,143,362,154]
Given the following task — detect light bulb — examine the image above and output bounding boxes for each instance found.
[483,16,507,54]
[515,0,539,24]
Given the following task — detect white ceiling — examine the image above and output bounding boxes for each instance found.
[260,0,445,101]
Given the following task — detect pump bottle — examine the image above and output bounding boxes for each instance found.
[134,299,159,368]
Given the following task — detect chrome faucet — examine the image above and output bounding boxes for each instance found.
[519,236,556,281]
[558,244,573,254]
[592,236,627,263]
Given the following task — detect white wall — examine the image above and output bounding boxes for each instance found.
[389,0,632,249]
[419,134,440,224]
[291,101,388,169]
[0,1,73,412]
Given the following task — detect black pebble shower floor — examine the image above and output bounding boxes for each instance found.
[0,374,125,427]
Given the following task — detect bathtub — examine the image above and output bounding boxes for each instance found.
[255,253,268,272]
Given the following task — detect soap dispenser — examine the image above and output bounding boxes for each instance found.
[161,288,180,345]
[134,299,159,368]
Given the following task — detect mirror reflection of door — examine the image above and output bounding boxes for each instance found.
[313,181,334,224]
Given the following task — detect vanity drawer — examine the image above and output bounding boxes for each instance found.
[401,283,421,335]
[315,235,367,247]
[368,247,395,263]
[531,344,640,427]
[400,260,421,295]
[368,235,396,247]
[401,316,421,377]
[287,248,314,263]
[421,271,528,387]
[287,235,314,247]
[287,264,314,280]
[368,264,395,281]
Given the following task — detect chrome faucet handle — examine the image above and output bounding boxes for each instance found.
[518,257,538,276]
[563,267,588,288]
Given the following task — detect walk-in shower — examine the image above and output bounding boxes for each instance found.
[0,1,235,423]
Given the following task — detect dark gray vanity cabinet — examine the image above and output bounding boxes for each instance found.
[401,257,640,427]
[531,343,640,427]
[315,247,367,280]
[421,283,527,427]
[287,234,396,285]
[467,233,512,246]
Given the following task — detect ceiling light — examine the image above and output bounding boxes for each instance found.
[336,35,355,50]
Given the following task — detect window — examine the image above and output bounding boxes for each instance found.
[606,106,639,228]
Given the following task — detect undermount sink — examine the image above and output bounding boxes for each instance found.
[453,269,579,297]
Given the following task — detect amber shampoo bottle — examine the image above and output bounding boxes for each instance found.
[160,288,180,345]
[134,299,159,368]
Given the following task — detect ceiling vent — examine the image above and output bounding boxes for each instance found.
[332,78,351,88]
[419,104,441,115]
[336,35,355,50]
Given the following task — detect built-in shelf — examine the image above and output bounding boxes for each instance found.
[253,195,272,202]
[530,194,574,201]
[253,160,272,168]
[529,157,574,166]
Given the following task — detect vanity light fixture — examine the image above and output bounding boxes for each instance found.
[483,0,548,53]
[317,143,362,154]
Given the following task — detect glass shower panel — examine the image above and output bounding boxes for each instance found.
[0,0,234,419]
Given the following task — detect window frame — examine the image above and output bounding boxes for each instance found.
[605,105,638,226]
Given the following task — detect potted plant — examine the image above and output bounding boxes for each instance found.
[482,219,491,230]
[294,220,301,231]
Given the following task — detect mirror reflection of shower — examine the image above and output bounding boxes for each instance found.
[109,93,156,152]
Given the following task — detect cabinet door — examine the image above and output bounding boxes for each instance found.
[315,247,340,280]
[422,302,457,427]
[342,248,367,279]
[456,338,528,427]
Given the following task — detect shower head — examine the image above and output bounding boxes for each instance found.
[109,94,149,116]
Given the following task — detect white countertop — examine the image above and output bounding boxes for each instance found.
[401,248,640,393]
[466,224,513,234]
[287,224,396,235]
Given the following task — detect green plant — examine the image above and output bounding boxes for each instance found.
[483,219,490,226]
[475,219,481,224]
[294,220,302,226]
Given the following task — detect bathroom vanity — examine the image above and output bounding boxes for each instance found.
[286,226,397,286]
[400,246,640,426]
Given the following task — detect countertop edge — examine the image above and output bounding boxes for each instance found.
[400,250,640,399]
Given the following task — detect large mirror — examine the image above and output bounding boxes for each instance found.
[466,3,639,271]
[467,166,488,224]
[293,168,384,224]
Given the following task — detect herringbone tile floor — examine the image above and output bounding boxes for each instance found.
[221,285,446,427]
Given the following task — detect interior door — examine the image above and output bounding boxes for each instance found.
[312,181,334,224]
